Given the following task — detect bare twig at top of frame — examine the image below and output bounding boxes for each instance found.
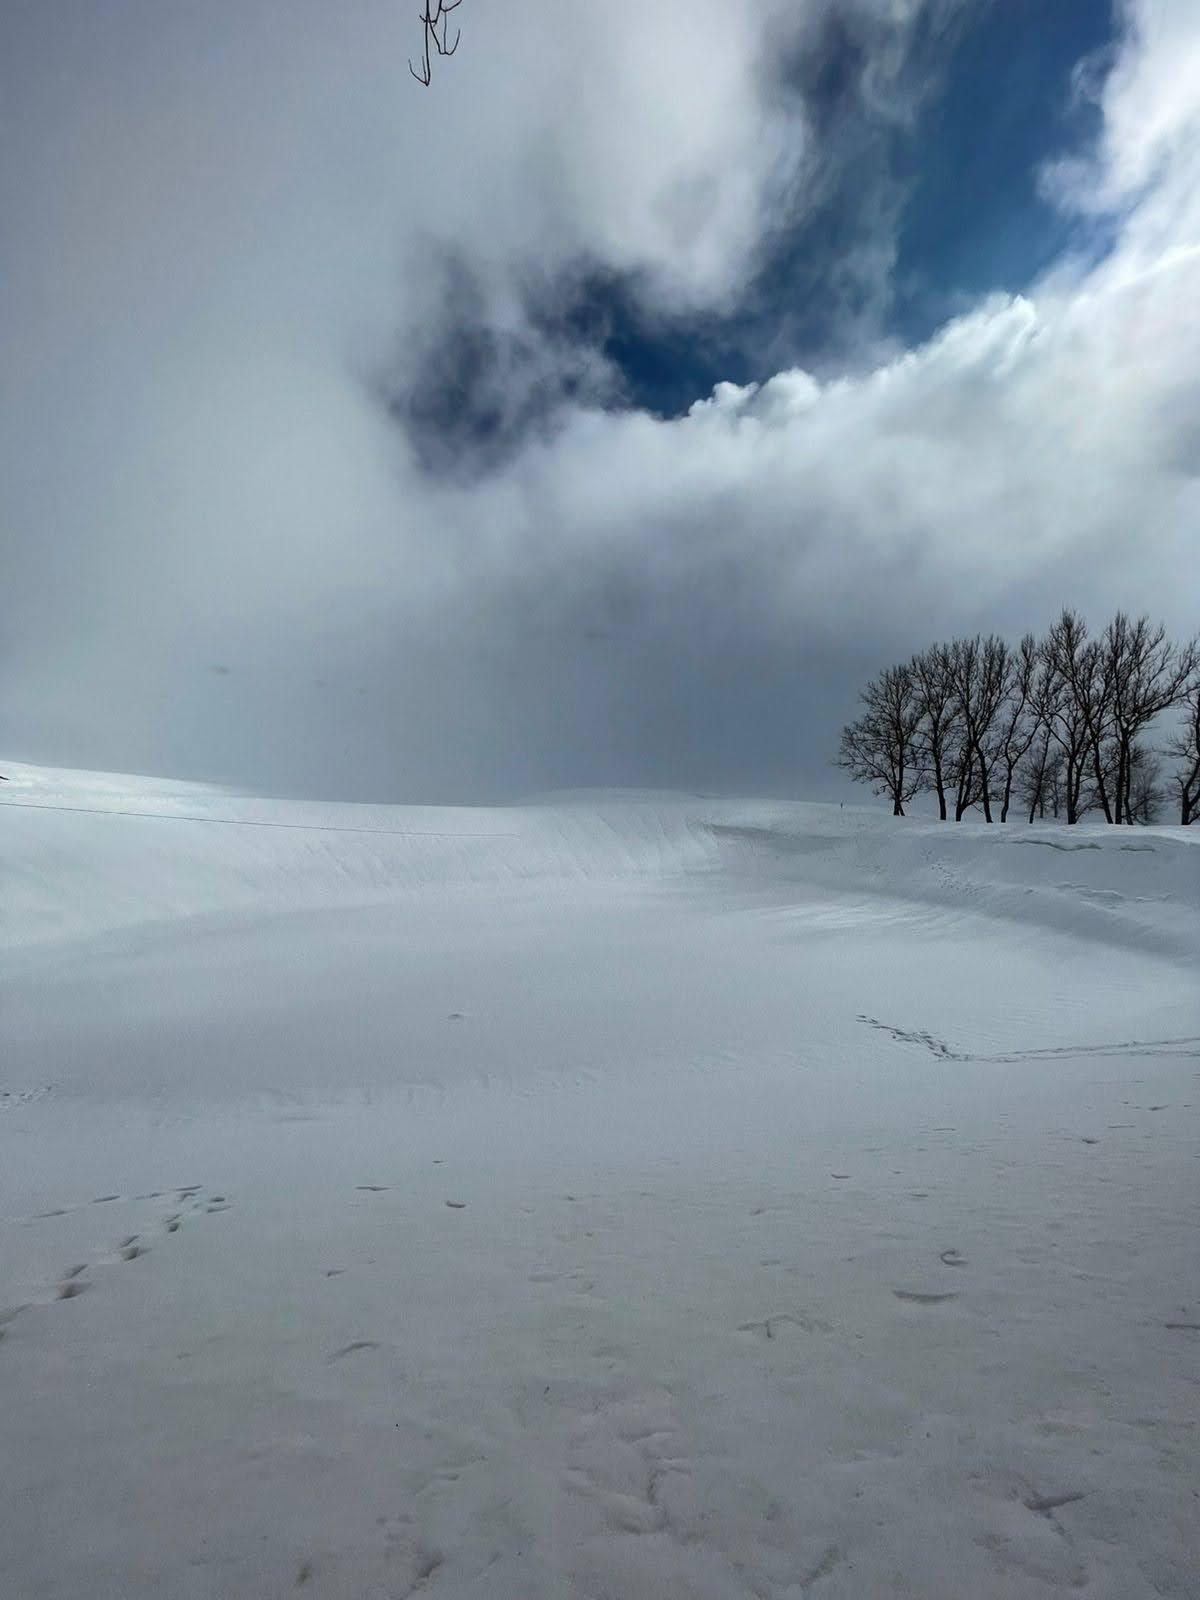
[410,0,463,86]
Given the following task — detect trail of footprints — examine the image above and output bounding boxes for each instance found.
[857,1014,1200,1065]
[1,1185,231,1334]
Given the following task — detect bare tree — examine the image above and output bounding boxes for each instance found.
[910,644,959,821]
[1166,674,1200,824]
[1044,609,1115,821]
[838,664,922,816]
[992,633,1040,822]
[1040,611,1115,823]
[944,635,1011,821]
[1103,613,1199,824]
[410,0,463,86]
[949,730,983,821]
[1033,626,1093,824]
[1018,731,1063,822]
[1125,745,1165,824]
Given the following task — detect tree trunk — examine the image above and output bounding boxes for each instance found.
[977,747,993,823]
[1000,762,1015,823]
[1090,742,1112,823]
[955,770,972,821]
[1113,746,1122,823]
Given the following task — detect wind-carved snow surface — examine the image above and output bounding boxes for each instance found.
[1,761,1198,1599]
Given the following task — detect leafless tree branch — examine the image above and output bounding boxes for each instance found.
[409,0,463,87]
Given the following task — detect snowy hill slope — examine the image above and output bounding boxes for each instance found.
[4,759,1196,959]
[1,764,1197,1598]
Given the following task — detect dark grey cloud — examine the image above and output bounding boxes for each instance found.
[380,254,621,480]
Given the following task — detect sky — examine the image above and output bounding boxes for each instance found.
[2,0,1198,802]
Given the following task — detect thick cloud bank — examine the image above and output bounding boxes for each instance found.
[1,1,1196,798]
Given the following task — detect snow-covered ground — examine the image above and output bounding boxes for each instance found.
[1,760,1197,1599]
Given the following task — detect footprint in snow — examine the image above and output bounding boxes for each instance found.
[739,1312,832,1339]
[327,1341,379,1362]
[23,1188,224,1318]
[1025,1491,1086,1515]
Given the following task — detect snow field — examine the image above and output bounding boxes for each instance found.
[1,762,1197,1598]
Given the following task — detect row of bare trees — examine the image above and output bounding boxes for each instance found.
[837,610,1200,825]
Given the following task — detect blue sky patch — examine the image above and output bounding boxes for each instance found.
[584,0,1121,420]
[401,1,1123,466]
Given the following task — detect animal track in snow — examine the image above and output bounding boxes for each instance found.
[858,1015,1200,1064]
[2,1186,230,1339]
[57,1265,89,1299]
